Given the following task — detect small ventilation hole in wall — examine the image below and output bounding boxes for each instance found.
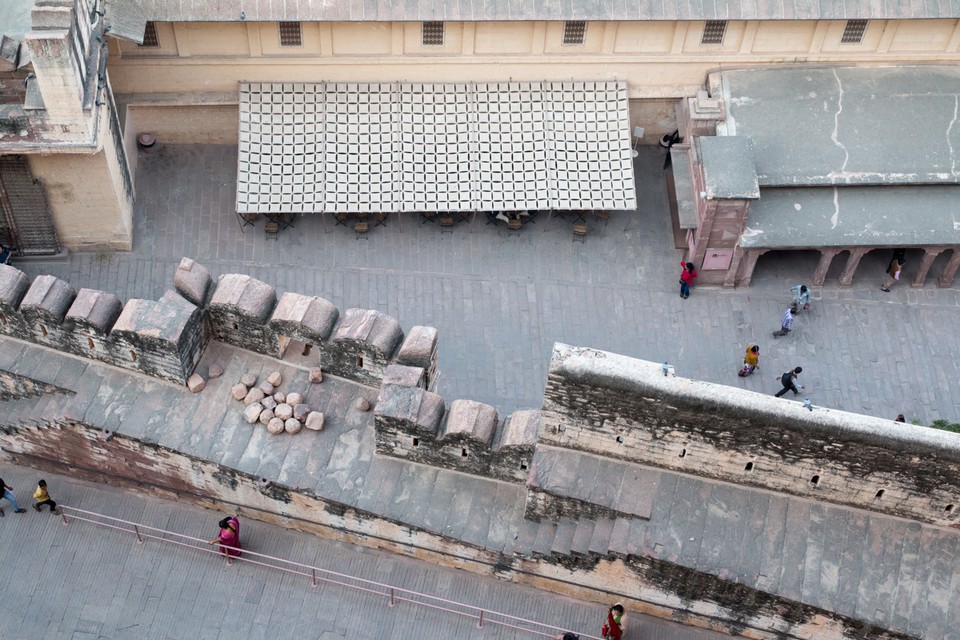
[875,489,885,499]
[460,447,468,457]
[232,322,239,331]
[130,350,138,363]
[302,344,312,356]
[810,475,821,486]
[946,504,955,513]
[39,324,48,337]
[0,313,6,325]
[679,448,687,458]
[616,435,624,443]
[87,337,94,350]
[412,437,419,447]
[356,356,364,368]
[744,461,754,472]
[520,459,528,470]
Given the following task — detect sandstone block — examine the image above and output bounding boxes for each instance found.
[267,417,285,434]
[284,418,302,434]
[231,384,248,401]
[240,374,257,388]
[262,396,277,411]
[244,388,265,405]
[258,381,275,396]
[305,411,325,431]
[173,257,212,306]
[243,403,263,424]
[286,392,303,406]
[267,371,283,387]
[187,374,206,393]
[309,368,323,383]
[354,397,371,412]
[207,362,224,379]
[275,403,293,420]
[293,403,310,422]
[273,392,286,404]
[259,408,275,425]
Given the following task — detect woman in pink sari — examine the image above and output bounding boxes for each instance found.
[208,516,241,557]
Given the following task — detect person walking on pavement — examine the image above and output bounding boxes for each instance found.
[791,284,812,311]
[32,479,60,514]
[679,261,697,299]
[208,515,242,558]
[0,477,27,516]
[775,367,804,398]
[773,305,796,337]
[738,345,760,377]
[881,257,902,292]
[601,603,625,640]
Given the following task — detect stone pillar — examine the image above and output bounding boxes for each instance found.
[735,249,765,288]
[937,248,960,288]
[723,248,744,288]
[838,249,868,287]
[911,248,945,288]
[812,249,840,286]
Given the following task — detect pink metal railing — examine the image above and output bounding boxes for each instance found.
[58,505,601,640]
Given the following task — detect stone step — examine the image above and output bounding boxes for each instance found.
[570,519,596,556]
[588,518,617,555]
[626,517,649,555]
[550,518,577,556]
[608,517,633,556]
[531,520,558,556]
[0,393,48,425]
[511,519,541,556]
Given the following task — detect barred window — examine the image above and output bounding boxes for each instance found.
[422,21,444,46]
[700,20,727,45]
[562,21,587,45]
[841,19,868,44]
[139,21,159,47]
[279,22,302,47]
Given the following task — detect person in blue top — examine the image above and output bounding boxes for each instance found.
[0,244,11,265]
[790,284,811,310]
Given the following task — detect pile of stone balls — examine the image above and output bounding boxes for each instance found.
[231,371,324,434]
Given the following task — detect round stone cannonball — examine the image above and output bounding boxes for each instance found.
[275,403,293,421]
[267,417,285,435]
[286,392,303,406]
[240,374,257,388]
[258,408,275,425]
[273,391,286,404]
[284,418,302,434]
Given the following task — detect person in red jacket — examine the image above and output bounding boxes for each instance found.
[601,603,625,640]
[679,261,697,299]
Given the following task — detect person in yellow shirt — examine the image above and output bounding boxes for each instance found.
[32,479,60,515]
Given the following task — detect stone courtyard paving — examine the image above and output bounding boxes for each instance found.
[18,145,960,424]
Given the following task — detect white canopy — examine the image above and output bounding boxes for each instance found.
[236,81,637,214]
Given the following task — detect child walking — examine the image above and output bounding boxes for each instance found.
[33,479,59,514]
[679,261,697,299]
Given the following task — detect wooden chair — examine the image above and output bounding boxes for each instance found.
[279,213,296,230]
[572,223,588,243]
[334,212,350,227]
[354,221,369,237]
[594,210,610,227]
[374,212,389,227]
[507,217,523,232]
[439,215,455,233]
[236,211,257,233]
[265,221,280,239]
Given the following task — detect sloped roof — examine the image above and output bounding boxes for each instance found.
[135,0,960,22]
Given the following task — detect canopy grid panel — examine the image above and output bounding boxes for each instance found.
[236,81,637,214]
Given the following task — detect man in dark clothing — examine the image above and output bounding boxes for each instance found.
[775,367,803,398]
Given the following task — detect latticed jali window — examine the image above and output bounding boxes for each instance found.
[139,22,159,47]
[700,20,727,45]
[422,22,444,46]
[841,20,868,44]
[279,22,302,47]
[562,21,587,45]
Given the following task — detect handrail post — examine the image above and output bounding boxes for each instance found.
[311,568,317,588]
[388,588,395,608]
[60,510,69,526]
[133,525,144,544]
[477,610,484,629]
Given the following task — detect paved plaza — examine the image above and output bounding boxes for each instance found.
[0,464,725,640]
[16,145,960,424]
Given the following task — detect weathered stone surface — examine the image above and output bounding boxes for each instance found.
[0,264,30,308]
[491,409,541,483]
[396,326,439,388]
[273,392,286,404]
[258,381,275,395]
[267,417,285,434]
[267,292,339,350]
[305,411,325,431]
[309,367,323,383]
[323,307,404,387]
[187,373,205,393]
[207,273,278,356]
[275,403,293,420]
[173,257,213,306]
[240,374,257,387]
[286,392,302,406]
[231,383,248,400]
[261,396,277,411]
[207,362,223,379]
[258,408,275,425]
[444,400,498,446]
[293,403,310,422]
[267,371,282,387]
[64,288,122,334]
[354,397,370,412]
[284,418,302,434]
[243,402,263,424]
[21,274,76,325]
[244,388,265,405]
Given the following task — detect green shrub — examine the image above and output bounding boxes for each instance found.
[929,419,960,433]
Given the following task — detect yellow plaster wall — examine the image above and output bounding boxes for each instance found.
[258,22,324,56]
[331,23,392,55]
[473,22,536,54]
[125,104,239,144]
[613,22,676,54]
[752,21,816,53]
